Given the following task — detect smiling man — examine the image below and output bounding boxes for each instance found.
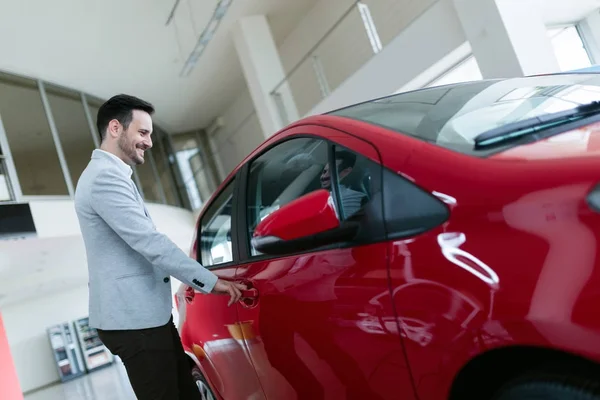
[74,94,245,399]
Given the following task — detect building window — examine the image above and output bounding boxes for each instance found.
[176,148,203,210]
[548,25,592,72]
[153,127,182,207]
[171,132,217,211]
[45,84,96,187]
[0,74,70,196]
[0,147,13,201]
[426,24,593,89]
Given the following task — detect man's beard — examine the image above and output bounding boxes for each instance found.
[118,133,144,165]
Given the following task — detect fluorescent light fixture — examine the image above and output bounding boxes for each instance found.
[165,0,182,26]
[206,19,219,34]
[179,0,233,77]
[357,2,383,54]
[199,32,213,45]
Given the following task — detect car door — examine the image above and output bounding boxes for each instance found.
[233,126,416,400]
[178,175,265,400]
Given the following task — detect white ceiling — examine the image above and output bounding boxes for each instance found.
[0,0,318,133]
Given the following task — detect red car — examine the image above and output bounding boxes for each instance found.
[175,73,600,400]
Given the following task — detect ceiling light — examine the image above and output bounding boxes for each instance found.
[179,0,233,77]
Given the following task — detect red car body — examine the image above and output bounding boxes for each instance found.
[175,74,600,400]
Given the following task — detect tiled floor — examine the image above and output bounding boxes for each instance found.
[24,361,136,400]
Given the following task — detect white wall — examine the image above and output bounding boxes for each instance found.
[28,199,197,244]
[209,87,264,177]
[277,0,355,73]
[273,0,353,116]
[275,0,437,116]
[308,0,467,115]
[1,285,89,393]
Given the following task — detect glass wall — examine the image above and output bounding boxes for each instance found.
[0,145,13,201]
[0,73,69,196]
[153,127,182,207]
[0,70,200,210]
[135,151,164,204]
[45,84,96,187]
[171,132,217,210]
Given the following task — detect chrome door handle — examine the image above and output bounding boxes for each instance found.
[241,288,258,298]
[240,288,259,308]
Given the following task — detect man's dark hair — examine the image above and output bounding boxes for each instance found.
[96,94,155,141]
[335,149,356,171]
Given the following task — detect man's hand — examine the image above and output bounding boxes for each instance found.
[211,279,247,306]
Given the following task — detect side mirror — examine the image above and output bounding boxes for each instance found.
[251,189,359,255]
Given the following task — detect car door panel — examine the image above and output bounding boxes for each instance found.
[236,245,408,400]
[178,176,265,400]
[180,267,264,400]
[234,129,416,400]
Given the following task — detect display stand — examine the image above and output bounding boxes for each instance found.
[47,322,86,382]
[73,317,114,372]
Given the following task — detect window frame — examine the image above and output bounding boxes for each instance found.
[196,172,242,270]
[0,154,15,202]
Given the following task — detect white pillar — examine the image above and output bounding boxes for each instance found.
[453,0,560,78]
[233,15,299,138]
[207,133,226,182]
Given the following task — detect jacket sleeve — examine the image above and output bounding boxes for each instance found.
[89,169,218,294]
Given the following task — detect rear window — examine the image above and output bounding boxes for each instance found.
[328,73,600,156]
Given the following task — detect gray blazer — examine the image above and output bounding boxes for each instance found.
[74,149,218,330]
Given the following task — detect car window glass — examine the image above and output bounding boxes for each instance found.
[331,145,372,220]
[199,180,235,267]
[247,138,329,256]
[328,74,600,156]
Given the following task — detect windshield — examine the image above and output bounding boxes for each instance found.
[328,73,600,156]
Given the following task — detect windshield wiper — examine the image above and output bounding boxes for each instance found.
[474,100,600,149]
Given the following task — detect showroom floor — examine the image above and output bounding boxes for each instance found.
[24,361,135,400]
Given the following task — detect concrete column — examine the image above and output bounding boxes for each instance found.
[233,15,299,138]
[0,314,23,400]
[207,133,226,182]
[452,0,560,78]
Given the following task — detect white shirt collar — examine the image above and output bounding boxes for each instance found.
[92,149,133,177]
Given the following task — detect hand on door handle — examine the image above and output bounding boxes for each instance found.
[240,288,259,308]
[184,286,195,304]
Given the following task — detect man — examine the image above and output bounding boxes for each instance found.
[74,94,245,399]
[319,149,367,218]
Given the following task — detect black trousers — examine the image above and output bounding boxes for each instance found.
[97,317,200,400]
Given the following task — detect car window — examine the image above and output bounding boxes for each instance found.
[330,145,372,220]
[246,138,329,256]
[246,138,379,256]
[199,180,235,267]
[328,73,600,156]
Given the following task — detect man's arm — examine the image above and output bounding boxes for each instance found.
[89,169,218,294]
